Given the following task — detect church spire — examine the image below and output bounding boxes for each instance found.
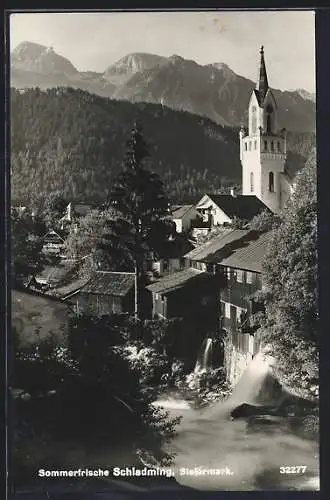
[256,45,269,104]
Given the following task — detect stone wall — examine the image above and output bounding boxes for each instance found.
[224,343,253,386]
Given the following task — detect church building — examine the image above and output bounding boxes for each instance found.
[239,46,293,213]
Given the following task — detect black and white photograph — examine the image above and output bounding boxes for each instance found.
[9,9,319,495]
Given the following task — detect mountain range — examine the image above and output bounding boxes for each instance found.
[11,42,316,133]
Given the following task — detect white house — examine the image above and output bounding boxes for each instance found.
[195,192,269,228]
[170,205,199,233]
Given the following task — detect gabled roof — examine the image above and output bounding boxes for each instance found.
[171,205,195,219]
[202,194,270,220]
[146,268,204,294]
[80,271,135,297]
[184,229,251,262]
[36,262,74,283]
[220,231,273,273]
[42,230,66,242]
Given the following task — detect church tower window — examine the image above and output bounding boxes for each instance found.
[250,172,254,192]
[266,104,273,134]
[264,140,268,151]
[277,141,281,152]
[269,172,274,192]
[271,141,274,152]
[251,106,257,134]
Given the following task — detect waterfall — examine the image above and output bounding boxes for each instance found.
[228,351,282,407]
[194,338,213,373]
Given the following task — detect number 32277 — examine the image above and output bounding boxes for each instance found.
[280,466,307,474]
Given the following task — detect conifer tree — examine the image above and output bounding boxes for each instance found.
[104,121,172,318]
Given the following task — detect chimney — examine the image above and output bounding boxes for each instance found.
[230,187,236,197]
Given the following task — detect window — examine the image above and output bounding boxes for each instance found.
[254,140,257,150]
[246,271,253,284]
[277,141,281,152]
[155,293,159,300]
[250,172,254,193]
[264,140,268,151]
[266,104,273,134]
[245,143,248,151]
[266,114,272,134]
[236,270,243,283]
[251,106,257,133]
[225,302,231,319]
[226,268,231,280]
[249,141,252,151]
[269,172,274,192]
[271,141,274,152]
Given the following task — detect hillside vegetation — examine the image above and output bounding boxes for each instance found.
[11,87,315,206]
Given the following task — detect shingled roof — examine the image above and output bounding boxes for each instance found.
[171,205,195,219]
[147,268,205,294]
[220,231,273,273]
[80,272,135,296]
[184,229,251,263]
[204,194,270,220]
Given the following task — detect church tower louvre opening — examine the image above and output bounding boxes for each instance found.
[239,46,291,213]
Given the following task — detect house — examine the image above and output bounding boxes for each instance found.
[195,192,269,227]
[71,271,135,316]
[183,229,252,273]
[146,267,219,332]
[34,260,78,289]
[151,235,195,277]
[169,205,200,233]
[216,231,272,382]
[42,230,66,257]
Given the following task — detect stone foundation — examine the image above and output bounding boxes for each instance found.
[224,343,253,386]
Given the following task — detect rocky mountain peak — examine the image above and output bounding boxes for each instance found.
[11,41,78,75]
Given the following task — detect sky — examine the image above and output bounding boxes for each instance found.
[9,10,315,93]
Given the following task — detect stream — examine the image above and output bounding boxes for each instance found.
[153,352,319,491]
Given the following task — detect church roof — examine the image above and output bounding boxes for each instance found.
[256,45,269,104]
[204,194,270,221]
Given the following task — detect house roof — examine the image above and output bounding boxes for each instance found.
[42,230,66,242]
[80,271,135,297]
[146,268,204,294]
[220,231,273,273]
[184,229,251,262]
[36,263,74,283]
[72,203,92,217]
[202,194,270,221]
[171,205,194,219]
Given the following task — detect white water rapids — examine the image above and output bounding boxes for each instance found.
[153,352,319,491]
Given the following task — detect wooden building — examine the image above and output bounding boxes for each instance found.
[42,230,66,257]
[72,271,135,316]
[218,231,272,356]
[146,267,219,324]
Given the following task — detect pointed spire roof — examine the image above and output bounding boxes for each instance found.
[256,45,269,104]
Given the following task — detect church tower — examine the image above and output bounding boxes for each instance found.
[239,46,289,213]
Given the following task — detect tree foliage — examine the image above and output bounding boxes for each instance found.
[13,314,181,483]
[11,208,47,285]
[259,148,318,400]
[11,87,314,206]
